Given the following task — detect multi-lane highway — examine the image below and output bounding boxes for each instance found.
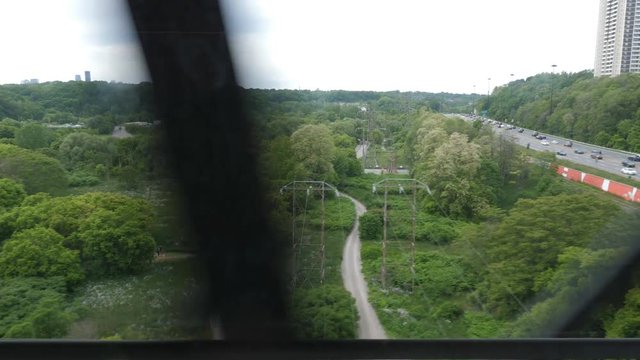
[456,115,640,182]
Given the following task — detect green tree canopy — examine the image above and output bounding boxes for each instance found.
[0,227,84,286]
[290,124,337,180]
[58,132,115,171]
[77,208,156,276]
[0,179,26,210]
[0,144,67,194]
[478,194,618,317]
[14,123,53,150]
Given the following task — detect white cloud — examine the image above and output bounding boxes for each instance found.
[0,0,148,84]
[0,0,599,92]
[222,0,600,93]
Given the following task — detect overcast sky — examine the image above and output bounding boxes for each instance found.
[0,0,599,94]
[0,0,148,84]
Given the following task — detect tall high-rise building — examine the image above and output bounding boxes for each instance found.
[595,0,640,76]
[75,74,81,81]
[84,71,91,82]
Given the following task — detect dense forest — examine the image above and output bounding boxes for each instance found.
[479,71,640,153]
[254,85,640,339]
[0,80,639,340]
[0,81,203,339]
[349,113,640,338]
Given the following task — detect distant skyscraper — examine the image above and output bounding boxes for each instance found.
[595,0,640,76]
[84,71,91,82]
[75,74,81,81]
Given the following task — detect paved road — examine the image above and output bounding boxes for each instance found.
[355,143,369,159]
[456,115,640,182]
[112,125,132,138]
[340,194,387,339]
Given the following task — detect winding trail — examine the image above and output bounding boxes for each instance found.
[341,194,387,339]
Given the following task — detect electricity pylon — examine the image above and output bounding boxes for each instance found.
[372,178,432,290]
[280,181,340,287]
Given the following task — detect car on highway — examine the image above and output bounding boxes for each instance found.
[628,154,640,162]
[591,153,603,160]
[536,135,547,140]
[532,131,539,137]
[556,151,567,156]
[622,167,637,175]
[541,140,550,146]
[591,149,603,155]
[622,160,636,168]
[564,141,573,147]
[551,140,558,144]
[518,128,524,133]
[574,149,585,154]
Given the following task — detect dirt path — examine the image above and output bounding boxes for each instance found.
[112,125,132,138]
[154,252,195,262]
[341,194,387,339]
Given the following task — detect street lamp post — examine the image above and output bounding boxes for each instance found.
[487,77,491,96]
[509,73,515,119]
[549,64,557,115]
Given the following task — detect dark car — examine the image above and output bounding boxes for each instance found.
[574,149,585,154]
[622,160,636,168]
[628,154,640,162]
[556,151,567,156]
[518,128,524,133]
[536,135,547,140]
[591,153,603,160]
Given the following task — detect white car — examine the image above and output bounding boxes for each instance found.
[622,167,637,175]
[551,140,558,144]
[541,140,550,146]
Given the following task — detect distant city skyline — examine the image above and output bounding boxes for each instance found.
[0,0,601,94]
[0,0,149,85]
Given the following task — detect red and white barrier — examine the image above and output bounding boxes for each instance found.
[556,166,640,202]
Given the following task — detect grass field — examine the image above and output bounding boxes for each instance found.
[68,258,209,340]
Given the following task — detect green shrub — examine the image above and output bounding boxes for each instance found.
[360,211,382,241]
[4,322,35,338]
[463,311,504,338]
[291,285,358,339]
[433,302,463,320]
[68,172,101,187]
[29,300,73,338]
[416,220,458,244]
[0,277,69,338]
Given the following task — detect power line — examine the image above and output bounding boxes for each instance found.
[281,181,340,287]
[373,178,432,289]
[373,178,451,336]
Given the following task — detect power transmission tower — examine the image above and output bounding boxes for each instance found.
[280,181,340,288]
[372,178,432,290]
